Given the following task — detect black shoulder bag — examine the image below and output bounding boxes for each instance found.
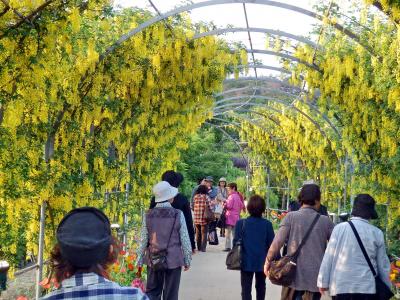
[348,221,394,300]
[269,214,320,286]
[226,220,245,270]
[149,211,178,271]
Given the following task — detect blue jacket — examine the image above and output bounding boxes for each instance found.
[233,216,275,272]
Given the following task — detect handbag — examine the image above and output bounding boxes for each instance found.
[269,214,320,286]
[226,220,245,270]
[208,228,219,245]
[217,207,227,228]
[203,200,215,223]
[348,221,394,300]
[148,211,178,271]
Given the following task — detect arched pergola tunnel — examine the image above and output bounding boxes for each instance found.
[2,1,399,297]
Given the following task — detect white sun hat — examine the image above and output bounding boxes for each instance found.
[153,181,178,203]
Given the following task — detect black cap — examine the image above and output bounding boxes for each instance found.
[205,176,214,182]
[351,194,378,220]
[161,170,184,188]
[57,207,112,268]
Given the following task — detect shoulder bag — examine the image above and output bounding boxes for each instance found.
[269,214,320,286]
[203,198,215,223]
[148,211,178,271]
[226,220,245,270]
[348,221,394,300]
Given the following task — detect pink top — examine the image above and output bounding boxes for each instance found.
[225,191,245,226]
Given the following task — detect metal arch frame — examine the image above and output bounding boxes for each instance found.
[215,85,341,138]
[245,49,320,71]
[213,112,281,141]
[235,64,292,75]
[222,108,283,127]
[193,27,321,49]
[213,96,332,141]
[100,0,374,62]
[215,92,339,135]
[215,85,302,99]
[203,121,251,196]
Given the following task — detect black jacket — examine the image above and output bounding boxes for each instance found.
[150,193,196,251]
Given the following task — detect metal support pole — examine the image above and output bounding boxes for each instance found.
[343,153,348,211]
[266,167,270,218]
[122,183,129,251]
[35,201,46,300]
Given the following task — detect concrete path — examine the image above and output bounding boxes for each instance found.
[180,236,281,300]
[180,236,331,300]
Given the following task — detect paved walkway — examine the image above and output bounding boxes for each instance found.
[180,236,281,300]
[180,236,331,300]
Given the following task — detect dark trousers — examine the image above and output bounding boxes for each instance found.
[195,224,208,251]
[281,287,321,300]
[146,267,182,300]
[240,271,266,300]
[333,294,375,300]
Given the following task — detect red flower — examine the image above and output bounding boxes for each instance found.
[39,278,51,289]
[128,263,134,271]
[16,296,29,300]
[120,250,126,255]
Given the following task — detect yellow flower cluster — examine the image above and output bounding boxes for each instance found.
[0,1,246,265]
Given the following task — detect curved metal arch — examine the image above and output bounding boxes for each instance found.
[236,64,292,75]
[193,27,321,49]
[100,0,373,61]
[203,121,250,178]
[213,96,332,141]
[215,85,301,98]
[245,49,320,71]
[209,115,280,141]
[214,90,341,138]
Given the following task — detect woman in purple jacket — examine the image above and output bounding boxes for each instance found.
[223,182,245,251]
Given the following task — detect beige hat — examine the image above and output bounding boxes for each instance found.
[219,177,227,182]
[153,181,178,203]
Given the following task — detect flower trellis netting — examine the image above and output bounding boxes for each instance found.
[0,0,400,297]
[0,0,246,271]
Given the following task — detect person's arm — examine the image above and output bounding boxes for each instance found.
[149,196,156,209]
[226,195,233,210]
[190,186,198,210]
[232,219,242,246]
[317,226,339,293]
[265,214,291,271]
[181,196,196,251]
[178,211,192,269]
[376,231,392,288]
[265,221,275,250]
[136,214,149,267]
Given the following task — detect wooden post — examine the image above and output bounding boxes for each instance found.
[35,201,46,300]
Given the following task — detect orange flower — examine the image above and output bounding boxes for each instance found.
[16,296,28,300]
[128,263,134,271]
[39,278,51,289]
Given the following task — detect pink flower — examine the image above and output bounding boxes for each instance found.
[131,278,146,292]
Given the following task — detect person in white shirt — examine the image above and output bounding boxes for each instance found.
[318,194,392,300]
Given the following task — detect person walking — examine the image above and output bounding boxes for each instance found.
[149,170,196,253]
[233,195,275,300]
[137,181,192,300]
[216,178,228,237]
[318,194,392,300]
[224,182,245,251]
[193,184,212,252]
[264,184,334,300]
[42,207,148,300]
